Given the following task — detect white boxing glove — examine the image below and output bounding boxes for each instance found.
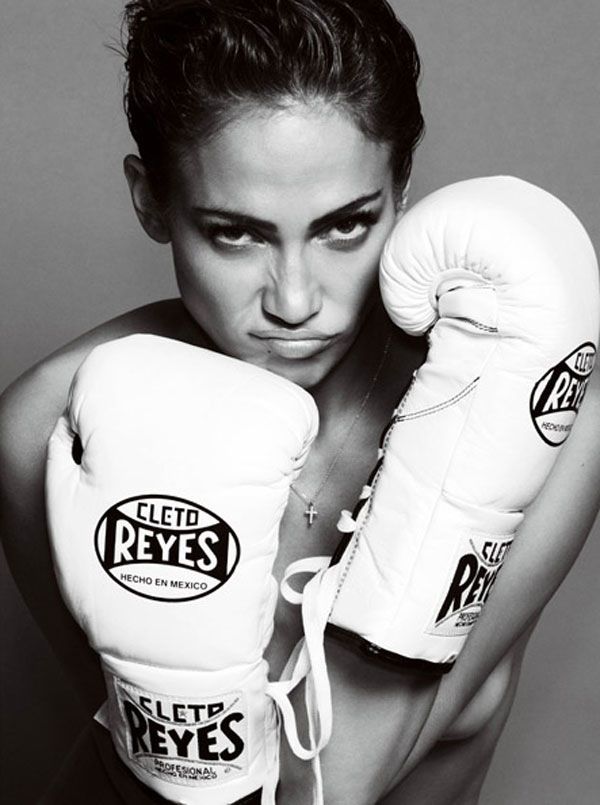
[46,335,318,804]
[279,178,599,785]
[323,176,599,671]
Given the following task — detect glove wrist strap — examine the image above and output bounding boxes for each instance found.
[99,657,277,804]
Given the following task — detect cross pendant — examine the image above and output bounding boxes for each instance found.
[304,502,318,526]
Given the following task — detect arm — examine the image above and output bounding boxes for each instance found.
[395,363,600,781]
[279,178,600,803]
[276,366,600,805]
[277,640,441,804]
[0,357,106,715]
[0,300,201,717]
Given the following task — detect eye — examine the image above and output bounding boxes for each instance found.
[203,224,263,251]
[333,218,368,237]
[318,211,380,249]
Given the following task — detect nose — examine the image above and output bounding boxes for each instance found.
[261,246,322,326]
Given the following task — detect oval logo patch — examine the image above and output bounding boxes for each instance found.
[95,495,240,601]
[530,342,596,446]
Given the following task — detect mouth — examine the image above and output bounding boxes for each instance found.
[252,331,337,360]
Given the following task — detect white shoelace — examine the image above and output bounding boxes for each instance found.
[270,499,368,804]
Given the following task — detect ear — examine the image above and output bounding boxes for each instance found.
[123,155,171,244]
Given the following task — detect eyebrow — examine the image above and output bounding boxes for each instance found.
[192,190,383,236]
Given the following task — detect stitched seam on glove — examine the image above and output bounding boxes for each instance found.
[393,377,479,423]
[382,337,502,645]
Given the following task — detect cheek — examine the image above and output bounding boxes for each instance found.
[326,234,391,320]
[328,267,377,325]
[171,244,259,337]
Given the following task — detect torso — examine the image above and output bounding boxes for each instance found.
[2,298,523,802]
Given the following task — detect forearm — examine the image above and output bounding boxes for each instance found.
[397,370,600,778]
[277,638,440,805]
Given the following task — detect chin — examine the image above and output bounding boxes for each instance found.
[250,356,328,390]
[274,362,329,390]
[269,346,348,390]
[217,333,351,390]
[226,347,330,390]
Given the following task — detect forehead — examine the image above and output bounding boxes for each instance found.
[172,102,393,216]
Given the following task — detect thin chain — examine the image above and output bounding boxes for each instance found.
[290,334,392,526]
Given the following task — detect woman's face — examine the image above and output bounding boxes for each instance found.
[165,102,397,388]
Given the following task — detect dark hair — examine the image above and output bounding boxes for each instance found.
[122,0,424,200]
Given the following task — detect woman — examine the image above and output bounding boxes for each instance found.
[1,1,599,802]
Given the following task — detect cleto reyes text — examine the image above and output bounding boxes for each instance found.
[530,342,596,447]
[434,537,512,629]
[99,501,231,572]
[119,689,246,766]
[534,361,591,415]
[95,495,240,600]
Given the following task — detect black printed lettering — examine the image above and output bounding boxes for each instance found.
[148,718,169,756]
[196,723,220,762]
[541,371,571,413]
[207,702,224,720]
[167,727,194,758]
[436,554,478,622]
[96,495,240,601]
[124,700,149,754]
[478,566,498,601]
[220,713,245,762]
[463,565,487,607]
[120,689,246,769]
[481,540,508,565]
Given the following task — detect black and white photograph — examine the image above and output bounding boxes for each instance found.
[2,1,600,803]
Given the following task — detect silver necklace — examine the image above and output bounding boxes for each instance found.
[290,335,392,526]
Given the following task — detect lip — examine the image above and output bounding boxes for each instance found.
[252,331,337,360]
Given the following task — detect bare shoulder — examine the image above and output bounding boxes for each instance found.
[0,299,199,480]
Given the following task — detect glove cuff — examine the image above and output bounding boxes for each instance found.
[101,656,277,804]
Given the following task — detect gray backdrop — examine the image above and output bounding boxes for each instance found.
[1,1,599,802]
